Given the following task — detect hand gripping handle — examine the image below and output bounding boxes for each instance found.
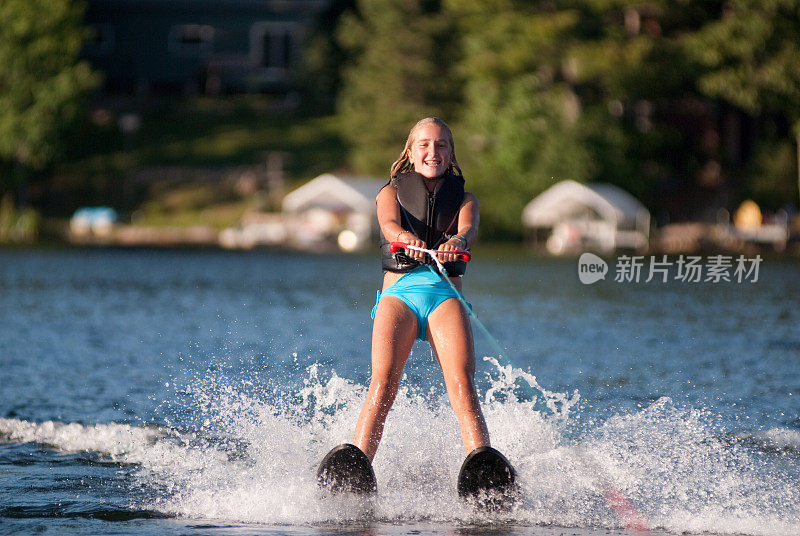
[389,242,471,262]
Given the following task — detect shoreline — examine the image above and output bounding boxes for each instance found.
[59,221,800,258]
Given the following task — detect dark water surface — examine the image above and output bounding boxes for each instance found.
[1,246,798,536]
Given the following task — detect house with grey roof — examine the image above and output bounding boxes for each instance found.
[83,0,331,94]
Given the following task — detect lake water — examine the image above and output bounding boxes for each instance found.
[0,246,798,536]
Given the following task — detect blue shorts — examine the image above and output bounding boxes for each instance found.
[371,266,468,341]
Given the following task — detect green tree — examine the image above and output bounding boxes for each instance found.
[335,0,462,175]
[333,0,769,233]
[451,0,718,234]
[451,1,595,236]
[297,0,356,114]
[0,0,99,194]
[565,0,722,218]
[686,0,800,208]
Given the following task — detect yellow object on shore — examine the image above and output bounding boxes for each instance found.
[734,199,762,231]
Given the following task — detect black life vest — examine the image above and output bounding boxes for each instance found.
[380,171,468,276]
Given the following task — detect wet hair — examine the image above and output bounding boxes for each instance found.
[390,117,463,178]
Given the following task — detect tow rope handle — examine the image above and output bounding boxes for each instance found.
[389,241,471,262]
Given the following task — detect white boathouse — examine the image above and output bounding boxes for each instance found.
[282,173,384,251]
[522,180,651,255]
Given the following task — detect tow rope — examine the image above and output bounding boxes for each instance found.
[389,241,650,533]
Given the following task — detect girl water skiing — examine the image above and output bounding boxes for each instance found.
[318,118,514,502]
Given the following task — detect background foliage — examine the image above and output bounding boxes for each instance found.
[0,0,797,240]
[0,0,98,193]
[332,0,799,236]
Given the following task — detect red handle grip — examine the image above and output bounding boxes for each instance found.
[389,241,471,262]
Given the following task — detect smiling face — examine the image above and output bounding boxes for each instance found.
[407,124,453,179]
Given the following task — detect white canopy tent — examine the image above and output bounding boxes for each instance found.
[282,173,384,250]
[522,180,650,255]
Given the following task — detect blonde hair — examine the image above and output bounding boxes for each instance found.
[390,117,463,178]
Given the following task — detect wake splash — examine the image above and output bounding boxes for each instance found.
[1,360,798,535]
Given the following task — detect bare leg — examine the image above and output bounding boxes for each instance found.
[353,296,417,462]
[427,298,490,454]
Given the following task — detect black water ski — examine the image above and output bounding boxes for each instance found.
[317,443,377,495]
[457,446,517,510]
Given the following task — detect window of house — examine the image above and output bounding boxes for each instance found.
[169,24,214,56]
[250,23,299,72]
